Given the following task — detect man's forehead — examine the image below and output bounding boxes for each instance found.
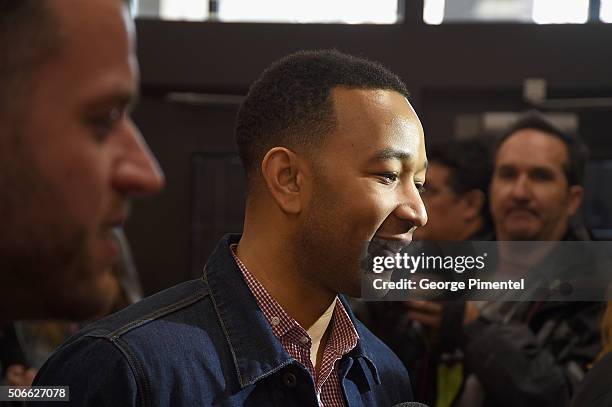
[330,87,414,117]
[44,0,138,99]
[496,129,569,167]
[330,88,422,140]
[50,0,134,56]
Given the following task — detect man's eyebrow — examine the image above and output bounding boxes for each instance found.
[83,88,138,112]
[530,166,556,174]
[371,148,413,161]
[370,148,428,170]
[498,162,552,170]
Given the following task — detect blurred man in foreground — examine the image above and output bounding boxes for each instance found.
[2,229,144,386]
[34,50,427,405]
[0,0,164,323]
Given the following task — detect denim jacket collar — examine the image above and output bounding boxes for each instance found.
[203,234,381,388]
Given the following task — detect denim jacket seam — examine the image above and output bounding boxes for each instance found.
[110,336,152,407]
[106,289,209,339]
[242,359,296,388]
[205,270,248,387]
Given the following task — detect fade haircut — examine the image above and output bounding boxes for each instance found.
[497,111,589,186]
[235,49,409,187]
[0,0,60,123]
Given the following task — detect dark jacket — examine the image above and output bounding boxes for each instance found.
[461,300,603,407]
[32,234,413,406]
[571,351,612,407]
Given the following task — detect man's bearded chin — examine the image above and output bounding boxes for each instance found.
[297,220,363,298]
[0,228,112,321]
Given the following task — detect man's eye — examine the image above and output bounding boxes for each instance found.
[88,108,123,141]
[378,172,399,184]
[530,169,554,182]
[496,168,516,180]
[416,183,426,194]
[422,184,438,197]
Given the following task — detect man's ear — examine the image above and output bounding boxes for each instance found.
[567,185,584,217]
[260,147,307,214]
[461,189,485,221]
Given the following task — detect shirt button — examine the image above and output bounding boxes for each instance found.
[282,372,297,388]
[270,316,280,326]
[300,336,309,345]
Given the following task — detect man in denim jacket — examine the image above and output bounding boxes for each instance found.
[34,50,429,406]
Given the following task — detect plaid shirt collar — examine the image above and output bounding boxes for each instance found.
[230,244,360,404]
[202,235,382,393]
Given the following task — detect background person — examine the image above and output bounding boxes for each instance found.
[415,139,493,242]
[446,111,601,407]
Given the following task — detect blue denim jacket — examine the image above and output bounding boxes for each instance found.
[33,234,412,406]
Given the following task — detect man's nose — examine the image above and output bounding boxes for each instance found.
[394,184,428,228]
[112,121,165,196]
[509,173,531,201]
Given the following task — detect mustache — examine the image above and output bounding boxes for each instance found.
[505,204,539,217]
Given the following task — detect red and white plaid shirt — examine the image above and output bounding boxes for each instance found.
[231,245,359,407]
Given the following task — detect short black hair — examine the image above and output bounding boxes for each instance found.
[235,49,409,183]
[0,0,59,122]
[428,139,493,226]
[496,111,588,186]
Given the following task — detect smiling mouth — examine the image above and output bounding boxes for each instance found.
[374,233,414,244]
[370,236,413,256]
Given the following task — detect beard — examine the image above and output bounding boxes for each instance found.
[0,137,111,321]
[0,230,110,320]
[296,176,364,298]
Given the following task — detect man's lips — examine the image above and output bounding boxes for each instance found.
[105,208,129,229]
[105,203,131,229]
[506,207,539,218]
